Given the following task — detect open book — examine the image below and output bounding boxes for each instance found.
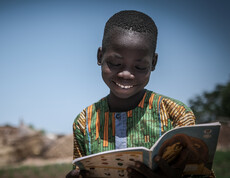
[73,122,221,178]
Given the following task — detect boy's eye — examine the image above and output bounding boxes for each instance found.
[135,66,147,70]
[107,62,121,67]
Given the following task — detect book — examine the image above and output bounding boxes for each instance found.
[73,122,221,178]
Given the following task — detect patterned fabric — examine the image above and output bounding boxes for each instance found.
[73,90,195,158]
[72,90,215,177]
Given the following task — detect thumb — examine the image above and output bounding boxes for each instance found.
[66,169,80,178]
[154,156,183,178]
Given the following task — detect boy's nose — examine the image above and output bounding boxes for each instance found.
[117,70,135,80]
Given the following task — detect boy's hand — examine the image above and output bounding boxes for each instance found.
[66,169,89,178]
[127,157,184,178]
[66,169,79,178]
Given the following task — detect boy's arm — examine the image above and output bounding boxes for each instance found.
[160,97,196,128]
[73,109,87,169]
[66,110,88,178]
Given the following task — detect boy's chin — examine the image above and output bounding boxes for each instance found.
[110,89,142,100]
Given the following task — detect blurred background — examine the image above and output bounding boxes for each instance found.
[0,0,229,177]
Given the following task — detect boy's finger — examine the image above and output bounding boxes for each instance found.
[127,166,146,178]
[66,169,80,178]
[154,156,183,178]
[80,170,90,178]
[127,161,156,178]
[154,156,171,173]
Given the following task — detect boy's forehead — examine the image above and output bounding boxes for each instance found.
[107,28,153,49]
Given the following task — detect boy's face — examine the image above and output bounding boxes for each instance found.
[97,28,157,100]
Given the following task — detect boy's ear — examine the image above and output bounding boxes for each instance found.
[97,47,103,66]
[151,53,158,71]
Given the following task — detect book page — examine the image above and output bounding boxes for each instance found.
[74,150,145,178]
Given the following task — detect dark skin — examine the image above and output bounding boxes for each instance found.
[66,169,89,178]
[97,28,157,112]
[126,157,185,178]
[66,28,187,177]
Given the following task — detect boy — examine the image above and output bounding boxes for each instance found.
[67,10,212,178]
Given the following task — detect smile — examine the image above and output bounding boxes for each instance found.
[115,82,134,89]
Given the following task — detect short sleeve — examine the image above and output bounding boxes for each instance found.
[73,109,87,164]
[160,97,196,128]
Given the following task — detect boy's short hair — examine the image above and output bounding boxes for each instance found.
[102,10,158,52]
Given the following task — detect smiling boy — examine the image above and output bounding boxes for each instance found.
[97,28,157,112]
[66,10,200,178]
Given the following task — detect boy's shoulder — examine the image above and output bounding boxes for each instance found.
[146,90,190,108]
[75,89,192,114]
[74,96,108,121]
[74,90,194,126]
[77,90,191,115]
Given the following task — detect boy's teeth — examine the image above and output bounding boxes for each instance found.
[116,82,133,89]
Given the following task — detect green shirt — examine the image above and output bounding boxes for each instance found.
[72,90,216,177]
[73,90,195,158]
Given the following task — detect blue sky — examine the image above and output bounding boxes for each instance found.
[1,0,230,134]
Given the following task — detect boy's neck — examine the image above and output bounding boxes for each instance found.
[107,89,146,112]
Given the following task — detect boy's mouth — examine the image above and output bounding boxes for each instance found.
[115,82,134,89]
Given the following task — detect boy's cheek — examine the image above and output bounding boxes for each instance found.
[102,65,113,74]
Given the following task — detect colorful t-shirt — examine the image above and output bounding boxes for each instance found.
[73,90,195,159]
